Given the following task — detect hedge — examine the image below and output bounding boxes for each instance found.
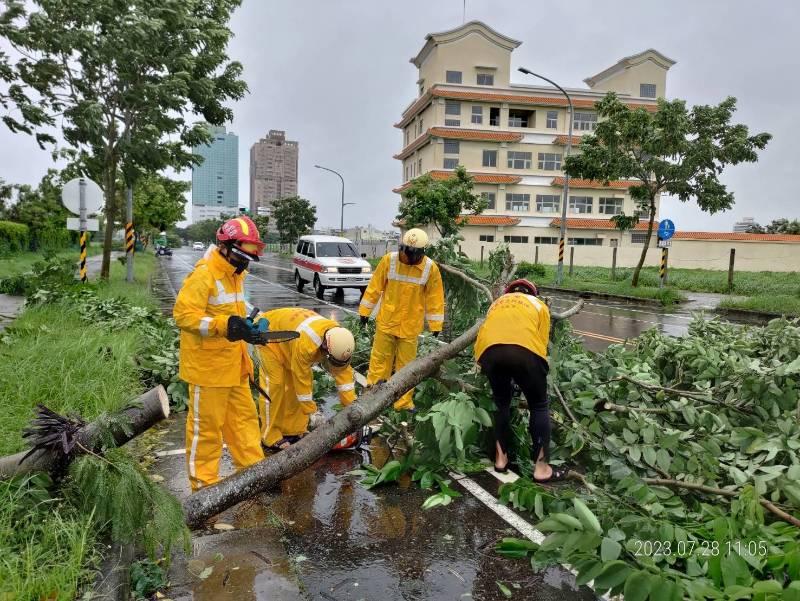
[0,221,30,255]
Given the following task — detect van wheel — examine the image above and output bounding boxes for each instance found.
[334,287,344,299]
[313,275,326,299]
[295,270,305,292]
[359,287,367,299]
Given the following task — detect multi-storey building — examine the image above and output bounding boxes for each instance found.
[191,124,239,223]
[249,130,299,218]
[393,22,675,260]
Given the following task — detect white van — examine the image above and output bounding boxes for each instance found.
[293,235,372,298]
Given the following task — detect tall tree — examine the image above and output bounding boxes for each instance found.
[6,0,247,279]
[272,196,317,244]
[5,169,73,250]
[133,174,189,237]
[397,166,486,237]
[564,93,771,286]
[251,214,270,241]
[186,218,224,244]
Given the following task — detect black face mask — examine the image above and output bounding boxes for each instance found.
[221,244,251,274]
[400,245,425,265]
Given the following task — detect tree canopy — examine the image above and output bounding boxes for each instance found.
[272,196,317,244]
[564,93,771,286]
[746,218,800,235]
[133,174,189,235]
[397,166,486,238]
[5,0,247,278]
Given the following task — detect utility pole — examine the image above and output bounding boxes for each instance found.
[315,164,354,236]
[125,130,134,282]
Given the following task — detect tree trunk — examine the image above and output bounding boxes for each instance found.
[0,386,169,479]
[630,198,657,288]
[182,299,584,528]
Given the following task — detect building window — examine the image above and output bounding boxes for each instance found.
[569,196,593,214]
[419,84,424,95]
[471,106,483,124]
[536,194,561,213]
[599,197,623,215]
[537,152,562,170]
[546,110,558,129]
[534,236,558,244]
[482,150,497,167]
[405,129,410,146]
[609,238,619,247]
[477,73,494,86]
[444,119,461,127]
[640,83,656,98]
[445,101,461,115]
[489,107,500,126]
[446,70,462,84]
[419,117,423,132]
[505,193,530,212]
[508,108,534,128]
[503,235,529,244]
[631,232,649,244]
[507,151,532,169]
[444,140,460,154]
[481,192,496,209]
[574,112,598,131]
[479,234,495,242]
[443,158,459,169]
[418,158,422,174]
[568,238,603,246]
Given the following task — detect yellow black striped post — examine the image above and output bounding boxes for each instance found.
[558,238,565,263]
[125,222,135,255]
[659,246,668,288]
[79,232,87,282]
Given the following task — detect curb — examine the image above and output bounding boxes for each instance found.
[713,306,787,322]
[539,285,678,306]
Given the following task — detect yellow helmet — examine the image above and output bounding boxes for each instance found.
[323,327,355,367]
[402,228,429,249]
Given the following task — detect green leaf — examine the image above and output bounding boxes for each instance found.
[752,580,782,594]
[622,570,651,601]
[575,559,604,586]
[649,577,683,601]
[496,581,512,598]
[601,537,622,561]
[593,560,631,590]
[724,585,756,601]
[572,498,603,535]
[656,449,672,473]
[643,446,657,467]
[421,493,451,510]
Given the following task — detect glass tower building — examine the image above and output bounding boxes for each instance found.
[191,124,239,220]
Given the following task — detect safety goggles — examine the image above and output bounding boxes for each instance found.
[230,243,260,262]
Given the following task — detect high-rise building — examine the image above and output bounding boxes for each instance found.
[249,130,299,216]
[733,217,757,233]
[191,124,239,223]
[394,22,674,259]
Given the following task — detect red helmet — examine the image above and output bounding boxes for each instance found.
[504,278,538,296]
[216,216,265,260]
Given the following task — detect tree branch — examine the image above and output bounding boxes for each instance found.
[436,262,492,304]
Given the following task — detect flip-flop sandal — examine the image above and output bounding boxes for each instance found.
[532,465,570,484]
[265,437,294,452]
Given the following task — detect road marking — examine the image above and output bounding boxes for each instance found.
[572,329,627,344]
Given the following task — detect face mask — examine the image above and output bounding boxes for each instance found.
[221,244,250,273]
[400,246,424,265]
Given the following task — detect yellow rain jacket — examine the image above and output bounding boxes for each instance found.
[255,308,356,445]
[358,252,445,338]
[474,293,551,362]
[173,245,252,386]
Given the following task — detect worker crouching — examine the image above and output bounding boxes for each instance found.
[359,228,445,411]
[254,308,357,450]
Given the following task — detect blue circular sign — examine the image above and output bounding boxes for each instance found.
[657,219,675,240]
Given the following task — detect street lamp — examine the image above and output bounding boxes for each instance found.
[314,164,355,236]
[518,67,573,285]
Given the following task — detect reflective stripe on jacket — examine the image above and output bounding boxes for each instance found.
[358,252,445,339]
[257,308,356,405]
[474,293,551,362]
[174,245,252,386]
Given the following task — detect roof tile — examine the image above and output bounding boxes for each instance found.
[551,177,639,190]
[459,215,521,226]
[549,219,800,242]
[393,170,522,194]
[394,128,523,160]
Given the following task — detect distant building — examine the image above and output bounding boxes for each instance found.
[344,224,393,242]
[733,217,757,233]
[191,124,238,223]
[249,130,299,217]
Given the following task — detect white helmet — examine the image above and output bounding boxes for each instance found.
[402,228,429,249]
[323,327,355,367]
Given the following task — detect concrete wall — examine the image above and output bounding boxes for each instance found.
[419,30,513,91]
[590,56,669,99]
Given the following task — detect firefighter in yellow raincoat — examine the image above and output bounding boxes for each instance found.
[254,308,357,450]
[358,228,445,410]
[173,216,267,491]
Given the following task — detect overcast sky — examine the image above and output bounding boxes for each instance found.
[1,0,797,232]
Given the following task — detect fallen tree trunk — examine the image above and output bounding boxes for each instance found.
[0,385,170,479]
[184,298,584,528]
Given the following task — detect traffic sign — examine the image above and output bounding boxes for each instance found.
[657,239,671,248]
[61,178,103,215]
[657,219,675,240]
[66,218,99,232]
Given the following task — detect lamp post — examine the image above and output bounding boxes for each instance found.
[518,67,573,285]
[314,164,354,236]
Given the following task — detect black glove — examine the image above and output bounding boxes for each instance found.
[432,331,440,338]
[360,316,368,326]
[226,315,261,344]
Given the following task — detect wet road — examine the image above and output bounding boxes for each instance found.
[156,249,597,601]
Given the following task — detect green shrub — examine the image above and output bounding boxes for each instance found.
[0,221,30,255]
[515,261,546,280]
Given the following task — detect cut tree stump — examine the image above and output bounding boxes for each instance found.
[0,385,170,479]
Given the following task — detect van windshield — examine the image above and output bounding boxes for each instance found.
[315,242,359,258]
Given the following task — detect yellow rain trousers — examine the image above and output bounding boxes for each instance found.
[173,245,264,490]
[474,293,551,362]
[254,308,357,447]
[359,252,445,410]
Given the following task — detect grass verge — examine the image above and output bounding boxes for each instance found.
[718,294,800,317]
[0,251,159,600]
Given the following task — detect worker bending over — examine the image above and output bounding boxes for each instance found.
[359,228,445,411]
[255,308,356,450]
[474,279,567,483]
[174,217,267,491]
